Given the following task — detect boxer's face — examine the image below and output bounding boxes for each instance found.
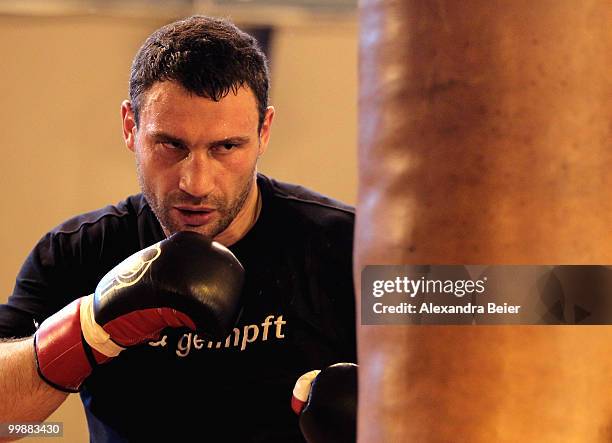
[122,81,274,241]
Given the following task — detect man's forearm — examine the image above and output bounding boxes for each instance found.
[0,338,68,434]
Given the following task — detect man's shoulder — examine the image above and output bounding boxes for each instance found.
[41,193,164,261]
[50,194,150,238]
[259,174,354,229]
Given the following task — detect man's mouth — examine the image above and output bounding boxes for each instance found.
[173,206,216,226]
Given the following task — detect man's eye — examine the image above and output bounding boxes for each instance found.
[161,142,183,150]
[213,143,238,153]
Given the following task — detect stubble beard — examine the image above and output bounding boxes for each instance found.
[137,161,255,239]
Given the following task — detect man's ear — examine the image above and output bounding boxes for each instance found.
[258,106,275,157]
[121,100,137,152]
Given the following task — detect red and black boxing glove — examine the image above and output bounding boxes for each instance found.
[292,363,358,443]
[34,231,244,392]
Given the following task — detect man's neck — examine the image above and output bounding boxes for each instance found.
[214,180,261,247]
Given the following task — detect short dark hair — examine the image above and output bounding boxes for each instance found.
[129,15,270,130]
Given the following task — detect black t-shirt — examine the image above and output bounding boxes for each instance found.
[0,174,356,442]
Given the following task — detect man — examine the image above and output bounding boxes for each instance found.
[0,16,355,442]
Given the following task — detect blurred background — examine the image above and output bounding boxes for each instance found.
[0,0,357,440]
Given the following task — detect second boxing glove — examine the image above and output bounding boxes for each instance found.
[292,363,358,443]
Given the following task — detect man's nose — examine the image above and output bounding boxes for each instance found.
[178,151,215,198]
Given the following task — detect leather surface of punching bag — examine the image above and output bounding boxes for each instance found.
[356,1,612,441]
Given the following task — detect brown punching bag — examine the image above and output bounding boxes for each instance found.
[356,1,612,442]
